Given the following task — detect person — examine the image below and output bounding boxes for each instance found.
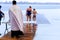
[32,9,37,21]
[9,0,24,38]
[0,5,4,25]
[26,6,32,21]
[0,34,1,35]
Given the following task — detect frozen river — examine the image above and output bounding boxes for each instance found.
[0,3,60,40]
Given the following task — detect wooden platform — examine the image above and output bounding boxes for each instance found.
[0,23,37,40]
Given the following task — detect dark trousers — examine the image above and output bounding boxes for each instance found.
[11,30,24,38]
[0,18,2,25]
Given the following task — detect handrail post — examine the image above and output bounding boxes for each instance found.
[4,22,8,35]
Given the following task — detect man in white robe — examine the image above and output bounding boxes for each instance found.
[9,0,24,38]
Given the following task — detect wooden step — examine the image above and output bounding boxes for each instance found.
[0,23,37,40]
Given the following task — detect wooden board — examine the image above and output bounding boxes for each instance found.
[0,23,37,40]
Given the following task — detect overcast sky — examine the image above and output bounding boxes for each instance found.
[0,0,60,3]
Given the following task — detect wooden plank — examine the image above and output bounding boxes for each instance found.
[0,23,37,40]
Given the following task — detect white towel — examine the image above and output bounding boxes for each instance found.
[9,5,24,32]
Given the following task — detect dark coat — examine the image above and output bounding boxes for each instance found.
[0,10,4,18]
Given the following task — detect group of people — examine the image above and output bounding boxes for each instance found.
[26,6,37,21]
[0,0,37,38]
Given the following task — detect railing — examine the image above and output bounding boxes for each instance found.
[2,22,10,35]
[1,21,37,35]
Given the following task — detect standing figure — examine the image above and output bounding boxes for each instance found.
[0,5,4,25]
[9,0,24,38]
[33,9,37,21]
[26,6,32,21]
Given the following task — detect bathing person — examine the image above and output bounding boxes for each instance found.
[26,6,32,21]
[32,9,37,21]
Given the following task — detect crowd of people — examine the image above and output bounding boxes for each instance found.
[0,0,37,38]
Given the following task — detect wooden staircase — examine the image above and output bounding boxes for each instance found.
[0,23,37,40]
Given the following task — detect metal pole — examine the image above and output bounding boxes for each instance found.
[4,22,8,35]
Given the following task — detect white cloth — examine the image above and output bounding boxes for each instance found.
[9,5,24,32]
